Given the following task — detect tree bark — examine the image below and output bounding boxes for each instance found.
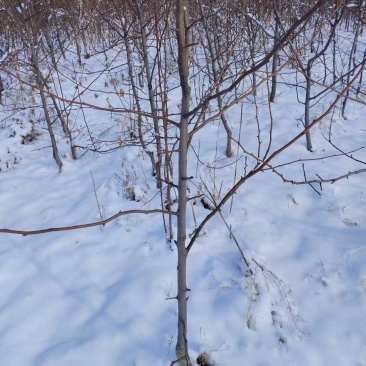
[175,0,191,364]
[270,8,280,103]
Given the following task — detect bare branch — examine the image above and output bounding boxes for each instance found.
[186,56,366,254]
[0,209,178,236]
[185,0,327,118]
[275,167,366,186]
[3,67,180,127]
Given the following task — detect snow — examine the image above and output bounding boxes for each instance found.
[0,28,365,366]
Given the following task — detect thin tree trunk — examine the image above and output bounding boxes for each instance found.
[270,11,280,102]
[41,33,76,160]
[304,68,313,152]
[135,0,163,188]
[24,6,63,170]
[175,1,191,364]
[197,0,232,157]
[342,19,360,117]
[304,12,342,151]
[122,19,157,177]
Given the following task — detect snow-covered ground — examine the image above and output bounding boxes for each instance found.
[0,37,365,366]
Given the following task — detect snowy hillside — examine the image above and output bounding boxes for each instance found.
[0,1,366,365]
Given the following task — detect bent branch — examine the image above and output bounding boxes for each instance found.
[0,209,178,236]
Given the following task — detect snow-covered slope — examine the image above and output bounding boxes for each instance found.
[0,41,365,366]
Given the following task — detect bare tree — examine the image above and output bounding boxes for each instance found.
[197,0,233,157]
[4,0,63,170]
[175,0,191,363]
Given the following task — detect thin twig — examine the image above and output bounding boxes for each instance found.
[90,170,104,225]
